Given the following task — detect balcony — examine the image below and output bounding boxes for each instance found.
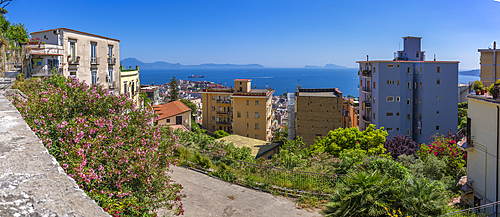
[217,99,231,104]
[362,115,371,122]
[108,57,116,65]
[91,57,100,65]
[68,56,80,65]
[216,110,231,115]
[108,81,116,89]
[31,67,62,77]
[361,70,372,78]
[216,121,232,125]
[364,101,371,108]
[361,86,371,93]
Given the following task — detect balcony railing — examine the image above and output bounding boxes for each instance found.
[108,81,116,89]
[364,101,371,108]
[31,67,62,77]
[216,111,231,115]
[362,115,371,122]
[108,57,116,65]
[216,121,232,125]
[68,56,80,65]
[361,86,371,92]
[361,70,372,78]
[91,57,100,65]
[217,99,231,104]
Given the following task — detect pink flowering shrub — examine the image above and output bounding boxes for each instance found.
[12,75,183,216]
[418,134,466,176]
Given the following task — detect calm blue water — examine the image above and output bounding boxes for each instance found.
[139,68,480,97]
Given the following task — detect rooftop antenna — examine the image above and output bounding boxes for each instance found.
[434,54,436,61]
[366,55,369,61]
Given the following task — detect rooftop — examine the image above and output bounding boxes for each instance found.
[297,88,342,97]
[356,60,460,63]
[153,100,192,119]
[216,135,281,159]
[31,28,120,42]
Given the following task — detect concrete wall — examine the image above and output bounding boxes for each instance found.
[232,96,272,141]
[467,96,500,207]
[0,90,109,216]
[479,50,500,86]
[295,95,343,147]
[201,92,232,133]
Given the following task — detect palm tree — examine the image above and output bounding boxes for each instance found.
[398,179,447,217]
[324,170,394,217]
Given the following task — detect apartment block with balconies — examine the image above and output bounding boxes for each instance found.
[358,36,458,144]
[29,28,121,95]
[201,79,275,141]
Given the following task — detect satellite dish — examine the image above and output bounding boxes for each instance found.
[53,30,60,35]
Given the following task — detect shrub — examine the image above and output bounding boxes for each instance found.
[418,134,466,177]
[384,135,420,159]
[12,75,183,216]
[472,80,483,92]
[213,130,230,138]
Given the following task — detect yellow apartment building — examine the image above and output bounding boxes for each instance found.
[295,87,343,147]
[120,66,140,106]
[459,93,500,212]
[479,42,500,87]
[201,79,275,141]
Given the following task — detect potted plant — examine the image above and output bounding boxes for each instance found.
[472,80,483,95]
[481,87,486,95]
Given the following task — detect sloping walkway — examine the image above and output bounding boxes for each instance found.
[157,166,321,217]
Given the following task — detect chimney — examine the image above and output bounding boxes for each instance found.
[495,41,497,50]
[366,55,369,61]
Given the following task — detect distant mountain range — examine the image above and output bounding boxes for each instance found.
[304,63,347,69]
[459,69,480,76]
[121,58,265,69]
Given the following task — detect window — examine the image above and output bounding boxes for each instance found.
[255,134,259,139]
[246,111,249,118]
[247,134,249,137]
[212,106,215,111]
[437,67,440,73]
[407,82,411,89]
[414,82,417,89]
[419,113,422,120]
[386,96,394,102]
[212,96,215,100]
[219,106,222,111]
[373,112,376,120]
[212,116,215,121]
[419,129,422,135]
[255,112,259,118]
[419,82,422,89]
[255,100,259,106]
[373,66,376,73]
[407,114,411,121]
[373,97,376,104]
[69,40,76,61]
[373,82,376,89]
[108,45,113,59]
[237,111,241,118]
[419,98,422,106]
[360,80,362,86]
[388,64,394,68]
[396,112,400,116]
[407,66,411,74]
[108,69,113,83]
[69,71,76,78]
[387,80,395,85]
[387,128,393,131]
[407,129,410,136]
[397,80,400,85]
[396,128,400,131]
[420,67,422,74]
[436,95,440,100]
[397,64,400,68]
[166,119,170,123]
[416,51,419,58]
[437,110,440,115]
[255,123,259,129]
[90,42,97,64]
[396,97,400,102]
[247,123,249,129]
[246,100,249,105]
[407,98,410,105]
[387,112,394,116]
[91,71,97,85]
[437,79,440,85]
[436,126,440,130]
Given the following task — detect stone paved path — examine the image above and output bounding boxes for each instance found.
[157,166,322,217]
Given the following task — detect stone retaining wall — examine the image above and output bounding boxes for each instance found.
[0,90,109,216]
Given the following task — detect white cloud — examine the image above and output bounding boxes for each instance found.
[495,0,500,2]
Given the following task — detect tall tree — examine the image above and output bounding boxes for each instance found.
[180,98,197,120]
[6,22,28,45]
[169,76,179,101]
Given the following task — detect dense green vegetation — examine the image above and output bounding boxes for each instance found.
[458,102,468,130]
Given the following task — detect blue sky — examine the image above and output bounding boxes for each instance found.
[6,0,500,69]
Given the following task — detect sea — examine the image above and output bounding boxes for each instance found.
[139,68,480,97]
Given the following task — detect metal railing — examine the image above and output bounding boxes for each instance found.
[445,200,500,216]
[91,57,100,65]
[31,68,62,77]
[362,86,371,92]
[217,99,231,104]
[178,143,345,196]
[108,57,116,65]
[68,56,80,65]
[216,121,231,125]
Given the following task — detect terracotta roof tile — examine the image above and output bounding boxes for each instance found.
[153,100,192,120]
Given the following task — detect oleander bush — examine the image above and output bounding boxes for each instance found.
[12,75,184,216]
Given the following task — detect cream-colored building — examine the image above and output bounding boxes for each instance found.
[201,79,275,141]
[479,42,500,87]
[459,94,500,212]
[120,66,140,106]
[29,28,121,94]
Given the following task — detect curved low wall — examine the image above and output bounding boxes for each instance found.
[0,90,109,216]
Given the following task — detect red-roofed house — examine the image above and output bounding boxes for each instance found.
[153,100,192,131]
